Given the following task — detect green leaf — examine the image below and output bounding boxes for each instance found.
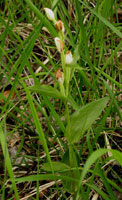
[107,179,122,193]
[75,148,108,200]
[15,174,78,183]
[62,148,80,193]
[73,45,80,63]
[80,0,122,38]
[29,85,65,99]
[80,149,122,184]
[0,22,43,117]
[75,148,122,200]
[23,83,54,173]
[66,97,109,144]
[42,150,80,193]
[85,183,110,200]
[95,67,122,89]
[103,80,122,120]
[42,162,70,172]
[111,150,122,167]
[97,166,116,200]
[0,123,19,200]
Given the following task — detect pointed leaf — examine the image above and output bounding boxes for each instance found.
[42,162,70,172]
[66,97,109,144]
[29,85,65,99]
[111,150,122,167]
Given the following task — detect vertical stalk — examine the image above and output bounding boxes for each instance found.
[61,51,65,77]
[65,67,71,99]
[56,19,74,190]
[64,68,74,191]
[61,51,73,172]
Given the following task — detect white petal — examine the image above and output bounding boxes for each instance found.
[65,51,73,65]
[44,8,55,21]
[54,37,64,53]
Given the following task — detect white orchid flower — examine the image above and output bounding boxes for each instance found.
[55,20,65,32]
[44,8,55,22]
[54,37,64,53]
[65,51,73,65]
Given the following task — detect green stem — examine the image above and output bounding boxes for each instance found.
[65,66,71,99]
[65,101,73,170]
[69,141,75,191]
[60,36,73,180]
[59,36,75,191]
[59,82,65,97]
[61,51,65,76]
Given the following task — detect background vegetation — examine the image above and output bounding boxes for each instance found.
[0,0,122,199]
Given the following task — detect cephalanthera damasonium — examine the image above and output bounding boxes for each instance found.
[54,37,64,53]
[44,8,56,23]
[55,20,65,32]
[65,50,73,65]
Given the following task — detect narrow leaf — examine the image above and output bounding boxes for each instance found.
[15,174,78,183]
[80,0,122,38]
[104,80,122,120]
[29,85,65,99]
[111,150,122,167]
[23,83,54,173]
[76,148,122,200]
[0,124,19,200]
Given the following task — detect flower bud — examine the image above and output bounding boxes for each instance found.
[54,37,64,53]
[56,69,64,84]
[65,50,73,65]
[44,8,55,22]
[55,20,65,32]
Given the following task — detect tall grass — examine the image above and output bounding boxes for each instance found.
[0,0,122,199]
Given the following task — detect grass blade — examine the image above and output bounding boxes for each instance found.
[0,122,19,200]
[23,83,54,173]
[80,0,122,38]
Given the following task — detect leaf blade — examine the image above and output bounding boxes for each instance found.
[42,162,70,172]
[66,97,109,144]
[29,85,65,100]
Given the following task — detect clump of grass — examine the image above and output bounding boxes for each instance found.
[0,0,122,199]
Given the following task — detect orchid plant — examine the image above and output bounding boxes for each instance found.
[0,1,121,199]
[41,7,109,194]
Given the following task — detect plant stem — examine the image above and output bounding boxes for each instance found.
[60,38,74,186]
[65,66,71,99]
[61,51,65,77]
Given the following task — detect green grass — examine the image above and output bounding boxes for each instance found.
[0,0,122,199]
